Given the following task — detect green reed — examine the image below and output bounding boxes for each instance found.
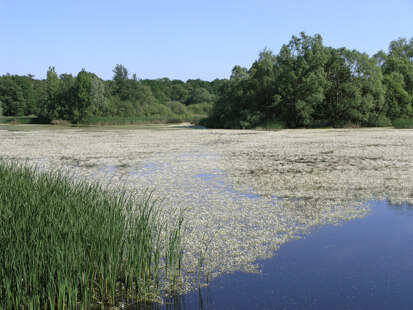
[0,161,184,309]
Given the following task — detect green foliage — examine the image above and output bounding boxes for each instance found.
[381,40,413,120]
[259,119,285,130]
[0,74,38,116]
[0,161,185,308]
[80,116,188,126]
[383,72,412,119]
[186,87,216,105]
[170,83,189,102]
[165,100,190,116]
[205,33,412,129]
[0,116,37,124]
[393,118,413,128]
[2,35,412,128]
[70,70,107,123]
[273,33,328,127]
[0,62,224,125]
[187,102,213,115]
[112,63,129,83]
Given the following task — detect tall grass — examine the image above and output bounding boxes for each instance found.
[0,161,184,309]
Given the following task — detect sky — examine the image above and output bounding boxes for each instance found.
[1,0,412,81]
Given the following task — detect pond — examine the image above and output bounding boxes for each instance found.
[158,200,413,309]
[1,125,413,307]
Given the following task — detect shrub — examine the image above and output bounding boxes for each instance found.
[165,101,189,116]
[393,118,413,129]
[259,119,285,130]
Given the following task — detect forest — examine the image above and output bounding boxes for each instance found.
[0,65,220,125]
[1,33,412,128]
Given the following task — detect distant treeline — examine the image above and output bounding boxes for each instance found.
[204,33,413,129]
[0,64,222,124]
[1,33,412,128]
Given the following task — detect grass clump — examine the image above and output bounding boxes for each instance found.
[0,161,184,309]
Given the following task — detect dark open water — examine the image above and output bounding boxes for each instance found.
[141,200,413,310]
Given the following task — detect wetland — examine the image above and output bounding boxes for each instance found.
[1,124,413,308]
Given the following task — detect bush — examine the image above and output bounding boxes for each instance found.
[187,102,213,115]
[165,101,189,116]
[366,114,392,127]
[393,118,413,129]
[144,103,173,118]
[0,116,37,124]
[259,119,285,130]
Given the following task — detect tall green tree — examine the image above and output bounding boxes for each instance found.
[244,48,277,127]
[273,33,328,127]
[322,48,387,126]
[0,75,25,116]
[39,66,62,120]
[70,69,107,123]
[170,83,189,102]
[112,64,129,84]
[206,66,249,128]
[380,38,413,119]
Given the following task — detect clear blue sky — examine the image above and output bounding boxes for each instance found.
[1,0,412,81]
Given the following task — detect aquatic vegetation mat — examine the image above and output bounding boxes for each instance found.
[1,125,413,295]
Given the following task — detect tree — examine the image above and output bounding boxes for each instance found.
[39,66,62,120]
[69,69,106,123]
[205,66,249,128]
[0,74,26,116]
[273,33,328,127]
[321,48,387,126]
[244,48,277,126]
[170,83,189,102]
[112,64,129,84]
[322,47,356,126]
[380,38,413,119]
[383,72,412,119]
[388,37,413,61]
[186,88,215,105]
[45,67,60,101]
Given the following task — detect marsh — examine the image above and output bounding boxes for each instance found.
[1,124,413,302]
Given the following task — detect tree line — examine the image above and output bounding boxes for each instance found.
[0,64,222,123]
[1,33,412,128]
[204,33,413,128]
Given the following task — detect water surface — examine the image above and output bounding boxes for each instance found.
[161,200,413,309]
[2,127,413,307]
